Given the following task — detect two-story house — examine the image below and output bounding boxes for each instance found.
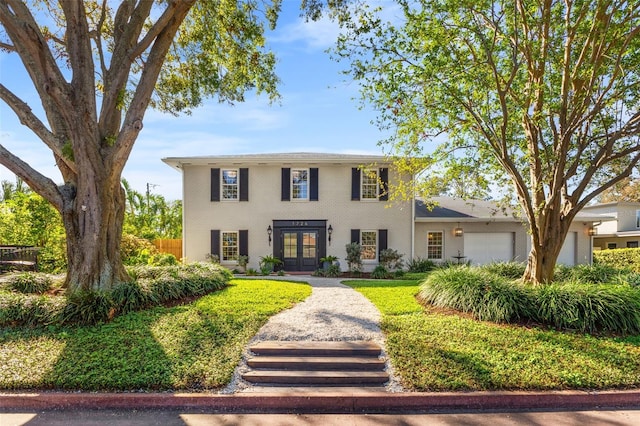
[162,153,413,272]
[163,153,602,271]
[581,202,640,250]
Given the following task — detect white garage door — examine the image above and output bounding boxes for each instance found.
[463,233,514,265]
[558,232,576,266]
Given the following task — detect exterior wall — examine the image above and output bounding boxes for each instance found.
[593,237,640,250]
[181,162,413,272]
[413,221,528,264]
[414,220,594,265]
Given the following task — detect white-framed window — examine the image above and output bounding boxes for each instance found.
[291,168,309,200]
[427,231,444,260]
[361,230,377,261]
[607,242,617,250]
[222,231,238,261]
[361,169,379,200]
[221,169,239,200]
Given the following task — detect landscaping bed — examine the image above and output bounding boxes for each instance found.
[346,277,640,391]
[0,278,311,391]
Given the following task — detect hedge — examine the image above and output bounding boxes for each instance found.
[594,248,640,273]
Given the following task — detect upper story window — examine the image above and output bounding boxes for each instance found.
[291,168,309,200]
[427,231,443,260]
[351,167,388,201]
[361,169,379,200]
[222,231,238,261]
[221,169,239,200]
[636,210,640,228]
[361,230,377,260]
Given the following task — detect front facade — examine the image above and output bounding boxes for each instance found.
[163,153,413,272]
[582,202,640,250]
[164,153,602,271]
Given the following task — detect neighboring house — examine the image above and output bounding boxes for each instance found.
[581,202,640,250]
[163,153,603,271]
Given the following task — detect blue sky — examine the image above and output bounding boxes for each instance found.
[0,3,393,201]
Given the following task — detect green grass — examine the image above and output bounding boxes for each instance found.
[0,279,310,391]
[346,279,640,391]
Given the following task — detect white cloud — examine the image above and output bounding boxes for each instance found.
[274,15,341,50]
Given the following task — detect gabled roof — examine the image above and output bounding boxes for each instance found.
[416,196,614,223]
[162,152,388,171]
[415,197,520,222]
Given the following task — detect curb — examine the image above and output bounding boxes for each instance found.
[2,390,639,413]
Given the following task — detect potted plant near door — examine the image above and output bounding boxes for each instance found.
[320,255,339,270]
[259,255,282,275]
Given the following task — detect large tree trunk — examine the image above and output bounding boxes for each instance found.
[523,208,572,284]
[61,171,129,292]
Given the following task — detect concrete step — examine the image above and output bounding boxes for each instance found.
[249,341,382,357]
[246,355,386,371]
[242,370,390,385]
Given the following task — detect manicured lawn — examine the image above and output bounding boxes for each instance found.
[0,279,310,391]
[346,279,640,391]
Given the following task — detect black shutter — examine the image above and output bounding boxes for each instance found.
[351,229,360,244]
[351,168,360,200]
[378,229,388,259]
[239,168,249,201]
[239,230,248,256]
[210,230,220,257]
[310,168,319,201]
[379,168,389,201]
[281,168,290,201]
[211,168,220,202]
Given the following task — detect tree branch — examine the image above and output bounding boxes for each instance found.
[0,83,77,174]
[0,143,63,211]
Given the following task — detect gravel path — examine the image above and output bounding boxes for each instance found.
[222,275,405,393]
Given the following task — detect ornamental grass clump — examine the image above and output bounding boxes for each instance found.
[480,261,526,279]
[419,266,533,323]
[0,262,232,327]
[419,265,640,335]
[7,272,53,294]
[534,282,640,334]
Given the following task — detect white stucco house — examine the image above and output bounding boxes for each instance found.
[581,202,640,250]
[162,153,603,271]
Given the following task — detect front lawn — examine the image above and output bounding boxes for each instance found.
[346,279,640,391]
[0,279,310,391]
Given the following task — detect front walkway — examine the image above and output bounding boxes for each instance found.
[224,275,404,393]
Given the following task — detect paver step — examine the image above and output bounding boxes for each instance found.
[249,341,382,357]
[242,370,390,385]
[246,355,386,371]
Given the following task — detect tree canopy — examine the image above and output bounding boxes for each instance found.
[331,0,640,282]
[0,0,281,291]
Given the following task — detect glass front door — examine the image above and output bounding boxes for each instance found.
[282,230,318,271]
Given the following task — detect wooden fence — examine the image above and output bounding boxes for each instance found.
[153,239,182,260]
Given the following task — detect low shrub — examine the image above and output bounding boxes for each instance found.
[419,267,533,323]
[407,257,436,273]
[0,262,232,327]
[480,261,526,279]
[0,292,64,326]
[371,265,391,279]
[148,253,179,266]
[419,265,640,334]
[564,264,621,284]
[6,272,53,294]
[535,282,640,334]
[379,248,404,270]
[62,290,113,325]
[594,248,640,273]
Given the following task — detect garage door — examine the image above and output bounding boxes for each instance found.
[463,233,514,265]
